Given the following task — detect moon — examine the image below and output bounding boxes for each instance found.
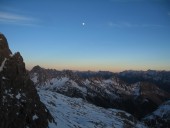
[82,22,85,26]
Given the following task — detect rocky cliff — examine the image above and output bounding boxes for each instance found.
[0,33,55,128]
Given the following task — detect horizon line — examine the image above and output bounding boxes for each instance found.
[26,64,170,73]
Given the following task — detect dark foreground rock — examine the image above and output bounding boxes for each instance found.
[0,33,55,128]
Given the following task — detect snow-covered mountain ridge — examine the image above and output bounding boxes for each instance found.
[30,66,170,120]
[38,87,147,128]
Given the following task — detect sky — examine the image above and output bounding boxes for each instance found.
[0,0,170,72]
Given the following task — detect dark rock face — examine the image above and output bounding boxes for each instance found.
[0,34,12,67]
[0,33,54,128]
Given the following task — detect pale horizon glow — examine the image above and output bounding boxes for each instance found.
[0,0,170,72]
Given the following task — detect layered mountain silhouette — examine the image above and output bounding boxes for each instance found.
[0,33,55,128]
[118,70,170,92]
[29,66,170,120]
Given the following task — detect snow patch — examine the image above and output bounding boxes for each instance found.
[48,121,57,128]
[0,58,7,72]
[103,79,113,84]
[9,54,13,57]
[32,114,39,120]
[16,93,21,99]
[31,73,38,84]
[131,82,140,96]
[2,76,6,79]
[70,80,87,94]
[84,79,90,84]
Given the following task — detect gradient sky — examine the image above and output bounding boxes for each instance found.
[0,0,170,72]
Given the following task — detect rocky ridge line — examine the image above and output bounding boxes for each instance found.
[0,33,55,128]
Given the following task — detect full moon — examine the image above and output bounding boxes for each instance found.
[82,22,85,26]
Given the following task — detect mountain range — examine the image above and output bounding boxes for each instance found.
[0,33,170,128]
[118,70,170,93]
[29,65,170,127]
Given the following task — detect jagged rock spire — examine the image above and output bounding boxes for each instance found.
[0,33,12,59]
[0,33,55,128]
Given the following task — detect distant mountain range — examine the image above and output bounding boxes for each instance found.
[118,70,170,93]
[29,66,170,92]
[29,66,170,123]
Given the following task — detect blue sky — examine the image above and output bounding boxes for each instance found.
[0,0,170,71]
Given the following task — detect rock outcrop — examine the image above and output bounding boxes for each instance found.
[0,33,54,128]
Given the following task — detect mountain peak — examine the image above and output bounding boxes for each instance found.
[32,65,44,71]
[0,33,12,59]
[0,33,55,128]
